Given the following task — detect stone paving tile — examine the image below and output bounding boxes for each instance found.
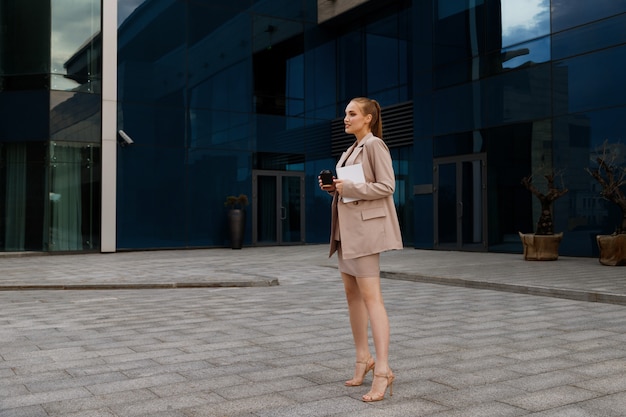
[502,370,593,392]
[575,373,626,395]
[108,393,213,417]
[421,383,528,409]
[426,402,526,417]
[577,391,626,416]
[0,405,49,417]
[525,405,603,417]
[501,385,603,412]
[42,389,158,415]
[184,394,297,417]
[86,373,189,396]
[2,246,626,416]
[0,387,93,410]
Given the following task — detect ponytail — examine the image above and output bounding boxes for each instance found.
[351,97,383,138]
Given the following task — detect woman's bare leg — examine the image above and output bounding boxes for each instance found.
[356,276,392,398]
[342,272,373,384]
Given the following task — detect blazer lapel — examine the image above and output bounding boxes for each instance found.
[347,144,364,165]
[337,141,358,168]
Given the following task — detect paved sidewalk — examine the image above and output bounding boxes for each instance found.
[1,246,626,417]
[1,246,625,305]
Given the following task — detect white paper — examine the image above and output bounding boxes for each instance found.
[337,163,365,203]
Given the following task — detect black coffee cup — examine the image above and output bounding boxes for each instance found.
[319,170,334,186]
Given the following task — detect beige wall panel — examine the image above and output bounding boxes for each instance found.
[318,0,370,23]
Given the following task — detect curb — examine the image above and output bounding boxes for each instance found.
[381,271,626,306]
[0,279,280,291]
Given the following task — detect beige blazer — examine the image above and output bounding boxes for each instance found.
[329,133,403,259]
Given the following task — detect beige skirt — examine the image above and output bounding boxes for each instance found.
[336,241,380,277]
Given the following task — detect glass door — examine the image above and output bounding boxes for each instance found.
[252,170,305,245]
[434,154,487,251]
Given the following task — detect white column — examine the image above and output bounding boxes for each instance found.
[101,0,117,252]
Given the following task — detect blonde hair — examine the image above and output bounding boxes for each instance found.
[351,97,383,138]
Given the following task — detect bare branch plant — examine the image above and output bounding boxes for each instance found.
[586,140,626,235]
[521,171,568,235]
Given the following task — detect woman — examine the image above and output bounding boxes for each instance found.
[319,97,403,402]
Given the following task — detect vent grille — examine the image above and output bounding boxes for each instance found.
[331,101,413,156]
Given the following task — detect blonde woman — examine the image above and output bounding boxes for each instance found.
[319,97,403,402]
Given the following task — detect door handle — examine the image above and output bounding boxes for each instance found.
[280,206,286,220]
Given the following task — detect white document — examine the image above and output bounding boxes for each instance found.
[337,163,365,203]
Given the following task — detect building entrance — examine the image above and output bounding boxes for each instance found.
[252,171,305,245]
[434,154,487,251]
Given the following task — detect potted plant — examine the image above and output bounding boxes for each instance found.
[518,171,568,260]
[224,194,248,249]
[586,141,626,266]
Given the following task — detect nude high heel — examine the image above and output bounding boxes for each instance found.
[344,356,375,387]
[362,370,394,402]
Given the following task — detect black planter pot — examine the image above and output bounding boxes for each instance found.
[227,209,246,249]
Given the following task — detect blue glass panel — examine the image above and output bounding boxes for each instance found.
[338,32,363,103]
[0,141,47,251]
[50,91,101,143]
[189,59,253,150]
[553,107,626,165]
[252,14,304,53]
[256,114,309,155]
[372,88,405,107]
[552,0,626,32]
[501,36,550,69]
[391,146,413,245]
[305,158,335,243]
[484,63,551,126]
[437,162,457,245]
[433,83,476,135]
[552,107,626,255]
[187,148,252,247]
[0,91,49,140]
[553,45,626,116]
[367,33,400,95]
[51,0,100,92]
[286,54,304,118]
[187,2,253,46]
[252,0,309,21]
[434,0,486,66]
[117,1,186,103]
[553,13,626,60]
[483,123,533,251]
[118,101,185,148]
[189,108,252,150]
[434,132,478,158]
[413,94,434,139]
[304,42,336,116]
[434,10,474,66]
[191,60,251,113]
[434,58,472,89]
[499,0,549,48]
[437,0,484,20]
[478,36,550,81]
[117,145,187,249]
[0,0,50,76]
[365,12,409,99]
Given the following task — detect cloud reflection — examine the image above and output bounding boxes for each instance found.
[501,0,549,47]
[51,0,100,90]
[118,0,146,27]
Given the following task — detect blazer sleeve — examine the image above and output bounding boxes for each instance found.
[342,137,395,201]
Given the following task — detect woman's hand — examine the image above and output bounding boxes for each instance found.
[334,179,344,195]
[319,176,336,192]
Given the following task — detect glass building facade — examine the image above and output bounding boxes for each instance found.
[1,0,625,257]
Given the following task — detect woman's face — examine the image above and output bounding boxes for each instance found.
[344,101,372,138]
